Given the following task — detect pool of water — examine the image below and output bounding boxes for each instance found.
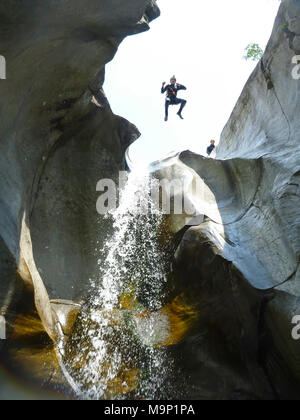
[0,168,201,400]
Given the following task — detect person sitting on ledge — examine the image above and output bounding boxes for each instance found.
[207,139,216,156]
[161,76,187,121]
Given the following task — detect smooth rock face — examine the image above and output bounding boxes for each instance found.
[173,226,275,400]
[156,150,297,291]
[0,1,159,340]
[1,0,299,400]
[158,0,300,294]
[50,300,81,337]
[215,0,300,296]
[156,0,300,398]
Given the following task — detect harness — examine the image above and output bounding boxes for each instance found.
[166,85,178,104]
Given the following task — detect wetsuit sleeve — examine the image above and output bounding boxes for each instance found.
[177,85,187,91]
[161,84,168,94]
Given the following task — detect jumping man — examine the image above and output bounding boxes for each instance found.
[161,76,187,121]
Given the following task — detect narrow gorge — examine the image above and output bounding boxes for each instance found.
[0,0,299,400]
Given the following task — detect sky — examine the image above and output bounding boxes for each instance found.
[104,0,280,165]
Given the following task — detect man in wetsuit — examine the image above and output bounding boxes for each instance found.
[207,140,216,156]
[161,76,187,121]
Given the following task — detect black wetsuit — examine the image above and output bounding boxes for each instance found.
[207,144,215,156]
[161,83,187,118]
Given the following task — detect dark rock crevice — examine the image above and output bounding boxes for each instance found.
[172,228,276,399]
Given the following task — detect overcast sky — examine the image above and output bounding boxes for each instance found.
[104,0,280,165]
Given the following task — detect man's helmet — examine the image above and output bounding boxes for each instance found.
[170,75,176,82]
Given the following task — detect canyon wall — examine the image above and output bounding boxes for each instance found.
[1,0,299,400]
[160,0,300,398]
[0,0,159,341]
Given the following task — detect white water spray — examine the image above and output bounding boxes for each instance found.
[63,167,174,400]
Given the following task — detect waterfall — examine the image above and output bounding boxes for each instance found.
[62,168,176,400]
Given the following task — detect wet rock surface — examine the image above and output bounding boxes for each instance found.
[0,0,160,396]
[155,0,300,399]
[0,1,159,340]
[173,227,275,399]
[0,0,299,401]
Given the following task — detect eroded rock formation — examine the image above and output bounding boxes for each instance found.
[155,0,300,399]
[1,0,299,401]
[0,1,159,342]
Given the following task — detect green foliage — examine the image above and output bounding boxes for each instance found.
[244,43,264,62]
[282,22,289,31]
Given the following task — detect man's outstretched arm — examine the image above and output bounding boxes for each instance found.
[176,84,187,91]
[161,82,167,94]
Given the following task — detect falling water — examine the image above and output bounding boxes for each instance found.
[62,168,177,400]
